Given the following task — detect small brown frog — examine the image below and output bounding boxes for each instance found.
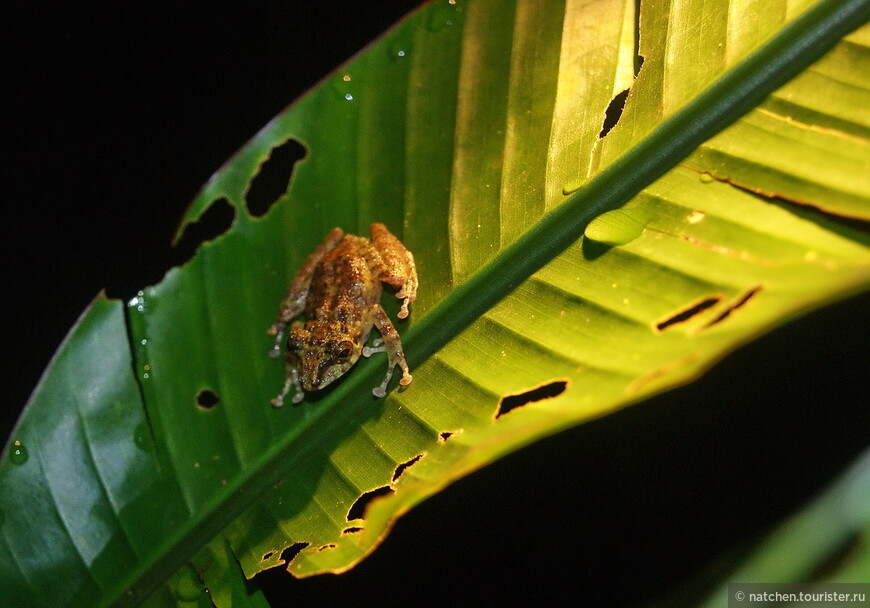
[268,223,417,406]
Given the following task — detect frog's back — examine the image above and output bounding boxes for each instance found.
[306,235,382,318]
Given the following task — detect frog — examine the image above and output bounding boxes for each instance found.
[267,222,418,407]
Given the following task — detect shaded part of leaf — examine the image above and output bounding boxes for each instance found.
[392,454,424,483]
[599,88,630,138]
[703,286,763,329]
[342,527,362,535]
[171,197,236,262]
[803,531,863,582]
[655,296,723,332]
[496,380,568,419]
[718,169,870,225]
[195,389,220,411]
[766,199,870,239]
[346,486,394,521]
[245,138,306,218]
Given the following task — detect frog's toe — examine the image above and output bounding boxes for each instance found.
[372,386,386,398]
[398,299,410,319]
[399,374,412,386]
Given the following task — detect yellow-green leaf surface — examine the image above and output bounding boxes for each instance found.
[1,0,869,606]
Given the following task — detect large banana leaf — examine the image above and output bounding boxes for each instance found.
[2,0,869,606]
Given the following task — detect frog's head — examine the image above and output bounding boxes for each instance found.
[289,322,363,391]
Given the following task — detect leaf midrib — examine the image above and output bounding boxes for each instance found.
[110,0,870,605]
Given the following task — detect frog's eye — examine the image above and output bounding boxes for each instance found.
[334,341,354,362]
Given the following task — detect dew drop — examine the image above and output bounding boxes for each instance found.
[687,210,705,224]
[585,208,654,246]
[389,42,408,61]
[331,73,356,101]
[699,172,715,183]
[562,177,586,195]
[9,440,28,465]
[133,422,152,451]
[427,1,459,31]
[140,339,147,346]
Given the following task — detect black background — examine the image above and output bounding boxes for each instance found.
[5,3,868,606]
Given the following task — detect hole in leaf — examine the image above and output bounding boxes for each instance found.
[703,286,762,329]
[262,551,274,561]
[342,527,362,535]
[497,381,568,419]
[392,454,424,482]
[280,542,308,564]
[599,88,629,138]
[172,197,236,266]
[438,430,460,443]
[195,389,220,410]
[634,54,645,78]
[347,486,394,521]
[317,544,336,552]
[655,297,722,332]
[245,138,306,217]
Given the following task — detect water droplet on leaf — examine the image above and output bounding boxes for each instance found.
[585,208,654,246]
[699,172,715,183]
[9,441,28,465]
[388,40,408,61]
[562,177,586,195]
[427,0,460,31]
[133,422,152,451]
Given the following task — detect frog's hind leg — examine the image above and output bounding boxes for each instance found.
[268,227,344,356]
[366,305,412,398]
[369,223,417,319]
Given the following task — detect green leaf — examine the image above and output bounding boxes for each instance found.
[2,0,869,606]
[699,448,870,607]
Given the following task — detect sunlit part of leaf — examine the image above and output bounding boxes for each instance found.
[685,25,870,220]
[1,0,869,606]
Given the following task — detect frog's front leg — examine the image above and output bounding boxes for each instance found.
[364,304,412,398]
[272,349,304,408]
[267,227,344,357]
[369,222,417,319]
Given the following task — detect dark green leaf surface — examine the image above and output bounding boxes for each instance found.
[1,0,868,606]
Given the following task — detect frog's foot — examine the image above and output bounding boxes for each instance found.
[397,297,411,320]
[363,338,385,357]
[272,368,304,407]
[267,326,284,359]
[371,358,413,398]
